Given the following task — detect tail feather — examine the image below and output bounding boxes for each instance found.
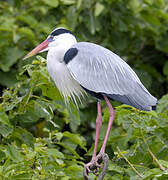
[107,83,157,111]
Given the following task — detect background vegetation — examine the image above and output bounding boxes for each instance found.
[0,0,168,179]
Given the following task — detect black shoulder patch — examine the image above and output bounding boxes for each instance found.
[51,28,74,36]
[64,48,78,64]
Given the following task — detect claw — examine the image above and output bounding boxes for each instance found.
[83,153,109,180]
[96,162,102,168]
[83,166,89,180]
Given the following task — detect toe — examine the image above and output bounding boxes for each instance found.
[83,167,89,179]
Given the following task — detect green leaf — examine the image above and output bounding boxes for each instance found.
[42,0,59,7]
[16,15,38,28]
[142,110,158,117]
[41,83,63,101]
[9,173,32,179]
[11,128,35,149]
[69,102,80,132]
[158,160,168,168]
[89,11,95,35]
[7,145,24,162]
[142,168,162,179]
[0,124,13,137]
[54,132,63,141]
[60,0,76,5]
[0,112,11,126]
[0,150,6,161]
[76,0,82,9]
[94,3,104,17]
[65,164,83,178]
[0,47,24,72]
[128,0,141,13]
[58,142,80,158]
[63,131,86,150]
[163,61,168,76]
[18,27,36,43]
[156,33,168,52]
[34,100,50,119]
[141,11,161,26]
[157,94,168,113]
[47,148,65,159]
[0,70,17,87]
[108,163,124,173]
[66,6,77,30]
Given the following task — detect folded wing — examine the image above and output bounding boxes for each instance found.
[66,42,157,111]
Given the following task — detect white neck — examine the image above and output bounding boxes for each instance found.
[47,33,77,62]
[46,33,85,103]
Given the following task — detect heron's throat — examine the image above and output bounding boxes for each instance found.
[48,36,77,63]
[47,37,84,103]
[47,48,85,104]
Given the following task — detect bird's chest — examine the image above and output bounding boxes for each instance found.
[46,49,83,98]
[47,51,70,87]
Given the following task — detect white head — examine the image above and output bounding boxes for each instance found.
[23,27,77,60]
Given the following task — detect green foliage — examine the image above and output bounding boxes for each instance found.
[0,0,168,179]
[0,59,167,179]
[0,0,168,96]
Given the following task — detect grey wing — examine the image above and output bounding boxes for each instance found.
[67,42,157,111]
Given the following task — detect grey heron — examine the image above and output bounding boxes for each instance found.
[24,27,157,179]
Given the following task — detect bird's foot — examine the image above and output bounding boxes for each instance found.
[83,152,109,180]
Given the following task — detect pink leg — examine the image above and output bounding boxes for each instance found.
[83,97,114,179]
[100,96,115,153]
[92,101,102,160]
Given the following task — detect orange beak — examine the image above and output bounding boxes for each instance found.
[23,39,50,60]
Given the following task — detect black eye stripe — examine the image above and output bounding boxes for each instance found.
[51,28,74,36]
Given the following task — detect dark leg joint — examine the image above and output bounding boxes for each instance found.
[97,153,109,180]
[83,153,109,180]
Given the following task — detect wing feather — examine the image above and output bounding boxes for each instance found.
[67,42,157,110]
[68,42,136,94]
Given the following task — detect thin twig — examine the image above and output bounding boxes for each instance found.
[141,131,166,171]
[147,148,165,171]
[117,146,143,178]
[32,95,50,103]
[149,148,166,171]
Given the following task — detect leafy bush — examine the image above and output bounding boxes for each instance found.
[0,58,168,179]
[0,0,168,96]
[0,0,168,179]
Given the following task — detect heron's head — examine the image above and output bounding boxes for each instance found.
[23,27,76,60]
